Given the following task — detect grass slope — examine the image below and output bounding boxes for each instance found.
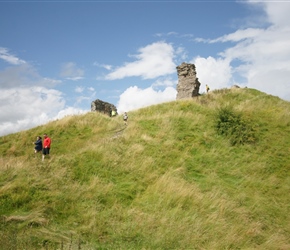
[0,88,290,249]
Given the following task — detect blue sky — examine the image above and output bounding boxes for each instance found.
[1,0,290,136]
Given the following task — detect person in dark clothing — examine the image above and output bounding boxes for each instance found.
[33,136,42,153]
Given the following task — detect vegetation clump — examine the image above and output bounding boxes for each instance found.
[215,106,257,145]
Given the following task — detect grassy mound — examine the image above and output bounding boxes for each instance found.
[1,88,290,249]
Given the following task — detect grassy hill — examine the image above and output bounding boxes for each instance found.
[0,88,290,249]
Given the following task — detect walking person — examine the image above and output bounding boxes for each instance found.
[111,109,117,117]
[123,112,128,125]
[206,84,210,93]
[33,136,42,154]
[42,133,51,161]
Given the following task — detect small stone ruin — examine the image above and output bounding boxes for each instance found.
[91,99,117,117]
[176,62,201,99]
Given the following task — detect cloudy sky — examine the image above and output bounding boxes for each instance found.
[0,0,290,136]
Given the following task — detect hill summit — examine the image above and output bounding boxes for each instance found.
[1,88,290,249]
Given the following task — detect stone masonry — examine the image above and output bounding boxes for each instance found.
[91,99,117,117]
[176,62,201,99]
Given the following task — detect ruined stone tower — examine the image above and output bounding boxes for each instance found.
[91,99,117,117]
[176,62,201,100]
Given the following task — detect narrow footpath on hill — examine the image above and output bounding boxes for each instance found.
[109,125,127,140]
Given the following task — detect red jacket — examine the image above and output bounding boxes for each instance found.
[43,137,51,148]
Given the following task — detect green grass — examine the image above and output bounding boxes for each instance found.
[0,88,290,249]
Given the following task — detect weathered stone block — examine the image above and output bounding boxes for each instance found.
[91,99,118,117]
[176,62,201,99]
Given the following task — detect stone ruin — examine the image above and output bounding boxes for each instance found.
[91,99,118,117]
[176,62,201,100]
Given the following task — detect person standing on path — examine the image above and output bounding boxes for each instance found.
[33,136,42,154]
[123,112,128,125]
[42,134,51,161]
[206,84,210,93]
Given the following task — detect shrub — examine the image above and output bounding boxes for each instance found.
[215,107,257,145]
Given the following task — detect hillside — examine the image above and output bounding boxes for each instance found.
[1,88,290,249]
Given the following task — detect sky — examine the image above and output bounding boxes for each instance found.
[0,0,290,136]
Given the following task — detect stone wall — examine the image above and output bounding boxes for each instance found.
[91,99,118,117]
[176,62,201,99]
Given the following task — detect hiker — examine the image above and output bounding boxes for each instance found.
[123,112,128,125]
[206,84,210,93]
[111,109,117,117]
[33,136,42,154]
[42,133,51,161]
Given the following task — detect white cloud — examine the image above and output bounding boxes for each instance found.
[0,84,90,136]
[220,25,290,64]
[252,1,290,27]
[105,41,176,80]
[0,55,88,136]
[116,86,176,114]
[93,62,112,70]
[0,86,65,136]
[193,1,290,101]
[75,86,84,93]
[154,32,178,37]
[60,62,84,81]
[207,28,264,43]
[0,52,65,136]
[75,95,92,105]
[152,77,177,88]
[192,56,233,93]
[0,47,26,65]
[248,68,290,101]
[0,64,61,89]
[53,107,89,120]
[175,46,188,61]
[74,87,97,105]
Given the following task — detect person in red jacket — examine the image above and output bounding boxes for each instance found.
[42,133,51,161]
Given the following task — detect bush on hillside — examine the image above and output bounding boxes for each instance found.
[215,107,257,145]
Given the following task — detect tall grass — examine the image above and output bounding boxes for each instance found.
[0,88,290,249]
